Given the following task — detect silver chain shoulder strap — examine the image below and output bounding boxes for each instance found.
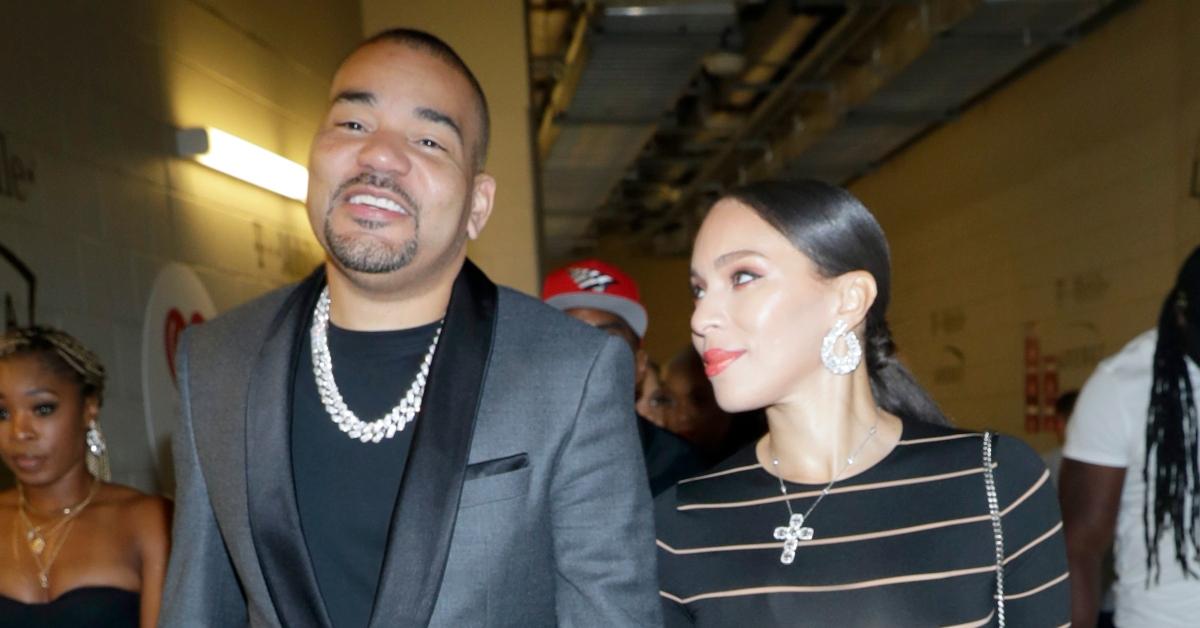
[982,431,1006,627]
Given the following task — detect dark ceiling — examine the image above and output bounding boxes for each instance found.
[528,0,1132,260]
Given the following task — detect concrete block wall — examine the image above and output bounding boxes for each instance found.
[0,0,362,492]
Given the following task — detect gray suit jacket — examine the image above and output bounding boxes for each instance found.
[159,262,662,627]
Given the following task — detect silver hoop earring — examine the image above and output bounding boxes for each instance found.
[821,320,862,375]
[85,421,111,481]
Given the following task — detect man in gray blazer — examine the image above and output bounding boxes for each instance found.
[159,28,661,628]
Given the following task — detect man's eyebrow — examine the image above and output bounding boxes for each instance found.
[415,106,464,145]
[332,90,375,105]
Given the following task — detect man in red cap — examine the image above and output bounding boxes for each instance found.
[544,259,703,495]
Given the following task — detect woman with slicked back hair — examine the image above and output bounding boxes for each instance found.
[655,180,1068,626]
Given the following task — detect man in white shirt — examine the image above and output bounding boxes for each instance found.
[1061,248,1200,628]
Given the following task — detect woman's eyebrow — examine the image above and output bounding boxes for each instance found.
[714,249,760,268]
[690,250,762,281]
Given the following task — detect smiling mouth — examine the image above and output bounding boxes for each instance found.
[347,193,409,215]
[702,349,745,377]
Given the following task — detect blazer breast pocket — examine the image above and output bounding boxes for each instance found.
[459,453,531,508]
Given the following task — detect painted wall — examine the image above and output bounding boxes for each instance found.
[362,0,541,294]
[849,0,1200,449]
[0,0,362,492]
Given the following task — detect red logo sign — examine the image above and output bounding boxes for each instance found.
[164,308,206,383]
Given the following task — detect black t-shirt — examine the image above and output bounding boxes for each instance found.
[291,319,439,628]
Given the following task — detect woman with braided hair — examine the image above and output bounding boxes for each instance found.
[0,326,170,627]
[655,180,1068,626]
[1062,247,1200,628]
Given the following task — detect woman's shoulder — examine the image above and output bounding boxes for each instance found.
[990,431,1052,489]
[97,484,172,538]
[99,482,166,507]
[898,415,973,441]
[897,420,1045,472]
[902,421,1050,488]
[892,418,982,461]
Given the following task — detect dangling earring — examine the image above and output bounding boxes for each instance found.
[85,420,111,481]
[821,320,862,375]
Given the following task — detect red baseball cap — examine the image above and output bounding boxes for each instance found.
[542,259,648,338]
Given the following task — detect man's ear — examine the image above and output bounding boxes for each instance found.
[466,173,496,240]
[833,270,878,330]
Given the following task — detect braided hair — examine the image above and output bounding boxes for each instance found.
[723,180,949,426]
[1144,247,1200,582]
[0,325,107,405]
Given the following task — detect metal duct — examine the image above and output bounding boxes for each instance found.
[785,0,1124,184]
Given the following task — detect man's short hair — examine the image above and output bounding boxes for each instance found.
[358,28,491,170]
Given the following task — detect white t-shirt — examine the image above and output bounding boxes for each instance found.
[1063,329,1200,627]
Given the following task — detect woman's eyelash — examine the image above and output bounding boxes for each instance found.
[731,270,760,285]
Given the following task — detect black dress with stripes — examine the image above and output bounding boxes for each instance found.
[655,418,1068,627]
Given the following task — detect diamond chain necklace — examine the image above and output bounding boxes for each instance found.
[770,415,880,565]
[310,286,443,443]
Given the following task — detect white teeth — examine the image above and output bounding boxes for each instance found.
[348,194,406,214]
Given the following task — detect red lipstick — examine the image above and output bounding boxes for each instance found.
[702,349,745,377]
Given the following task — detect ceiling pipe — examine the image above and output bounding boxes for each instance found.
[536,2,596,161]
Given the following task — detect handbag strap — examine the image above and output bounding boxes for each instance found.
[982,431,1006,627]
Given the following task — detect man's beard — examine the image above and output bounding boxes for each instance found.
[324,172,421,274]
[326,219,419,273]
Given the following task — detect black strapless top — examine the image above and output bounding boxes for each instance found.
[0,586,139,627]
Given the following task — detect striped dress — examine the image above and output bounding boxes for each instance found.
[655,419,1069,627]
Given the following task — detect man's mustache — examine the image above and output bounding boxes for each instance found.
[329,171,421,218]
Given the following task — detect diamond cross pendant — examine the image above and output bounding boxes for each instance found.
[773,513,813,565]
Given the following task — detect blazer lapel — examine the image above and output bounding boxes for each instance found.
[246,266,334,628]
[367,260,498,628]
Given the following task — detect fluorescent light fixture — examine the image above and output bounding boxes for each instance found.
[175,127,308,202]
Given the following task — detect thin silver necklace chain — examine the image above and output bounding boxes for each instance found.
[770,415,881,565]
[310,286,443,444]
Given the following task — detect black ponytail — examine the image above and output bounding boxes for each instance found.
[865,317,950,426]
[725,180,949,425]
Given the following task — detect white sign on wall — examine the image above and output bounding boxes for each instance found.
[141,263,216,495]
